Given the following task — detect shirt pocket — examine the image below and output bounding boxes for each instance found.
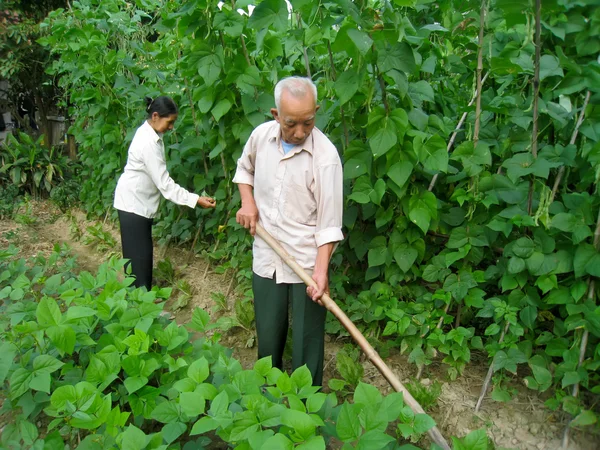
[283,180,317,226]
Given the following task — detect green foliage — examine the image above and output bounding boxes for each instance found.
[405,379,442,411]
[0,244,462,449]
[0,132,71,198]
[36,0,600,429]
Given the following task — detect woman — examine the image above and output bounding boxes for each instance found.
[114,96,216,290]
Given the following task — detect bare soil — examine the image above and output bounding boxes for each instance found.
[1,200,598,450]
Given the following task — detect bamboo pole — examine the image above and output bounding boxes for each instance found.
[528,0,542,215]
[428,72,489,191]
[255,224,452,450]
[562,207,600,448]
[550,91,591,204]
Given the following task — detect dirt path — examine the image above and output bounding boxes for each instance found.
[2,201,598,450]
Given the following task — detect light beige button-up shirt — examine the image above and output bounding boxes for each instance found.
[114,121,199,218]
[233,120,344,284]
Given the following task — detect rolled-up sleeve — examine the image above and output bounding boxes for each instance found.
[232,135,256,186]
[314,162,344,247]
[144,139,199,208]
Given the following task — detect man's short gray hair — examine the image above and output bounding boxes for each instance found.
[274,77,317,111]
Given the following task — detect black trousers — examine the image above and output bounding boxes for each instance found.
[117,210,153,290]
[252,272,327,386]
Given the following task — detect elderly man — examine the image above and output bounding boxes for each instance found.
[233,76,343,386]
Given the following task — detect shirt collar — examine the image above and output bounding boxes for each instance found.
[268,122,313,156]
[143,120,162,142]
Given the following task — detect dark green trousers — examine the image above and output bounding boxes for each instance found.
[252,272,327,386]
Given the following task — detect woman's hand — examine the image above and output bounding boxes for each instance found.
[197,196,216,208]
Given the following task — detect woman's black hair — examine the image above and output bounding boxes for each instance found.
[145,96,178,118]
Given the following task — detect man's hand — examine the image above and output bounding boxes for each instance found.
[236,201,259,235]
[307,271,329,305]
[197,196,216,208]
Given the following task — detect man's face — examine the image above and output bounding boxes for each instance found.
[271,89,319,145]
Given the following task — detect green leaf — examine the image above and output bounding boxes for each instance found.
[29,372,51,393]
[354,382,382,406]
[387,161,413,189]
[209,390,229,416]
[507,257,525,274]
[574,244,596,278]
[296,436,326,450]
[161,422,187,445]
[413,413,436,434]
[512,237,535,258]
[19,420,39,446]
[369,126,397,159]
[491,386,512,402]
[190,307,210,332]
[368,237,388,267]
[0,342,16,384]
[118,425,147,450]
[124,376,148,394]
[37,296,62,327]
[190,416,218,435]
[306,393,327,413]
[394,246,418,272]
[291,365,312,390]
[408,198,432,234]
[539,55,564,81]
[65,306,97,321]
[452,428,489,450]
[211,99,232,122]
[188,357,210,384]
[562,371,580,388]
[570,410,597,427]
[179,391,206,417]
[347,29,373,56]
[357,430,395,450]
[33,355,64,375]
[151,401,180,424]
[281,409,316,440]
[335,69,359,105]
[46,325,76,355]
[336,403,361,442]
[9,368,33,400]
[520,306,537,329]
[51,385,77,409]
[261,433,294,450]
[378,41,416,75]
[247,0,287,31]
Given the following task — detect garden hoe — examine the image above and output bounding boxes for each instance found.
[255,224,452,450]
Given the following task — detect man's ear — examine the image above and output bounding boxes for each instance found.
[315,105,320,112]
[271,108,279,121]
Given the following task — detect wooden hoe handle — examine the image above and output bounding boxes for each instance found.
[254,224,451,450]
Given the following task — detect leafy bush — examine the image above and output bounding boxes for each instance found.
[1,244,471,449]
[0,183,21,219]
[0,131,70,198]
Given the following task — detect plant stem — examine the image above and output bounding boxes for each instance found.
[528,0,542,215]
[562,287,592,449]
[550,91,591,204]
[563,209,600,447]
[375,64,390,115]
[475,321,509,412]
[473,0,486,147]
